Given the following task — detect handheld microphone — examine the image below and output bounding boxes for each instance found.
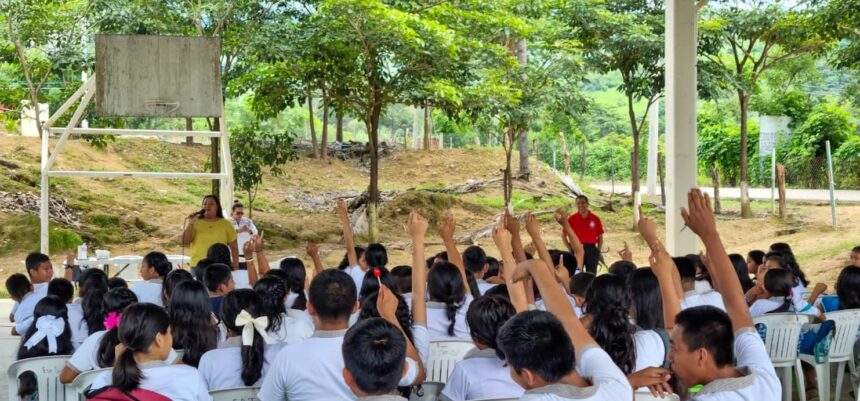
[196,208,205,217]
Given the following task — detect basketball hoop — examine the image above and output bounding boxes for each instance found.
[144,100,181,115]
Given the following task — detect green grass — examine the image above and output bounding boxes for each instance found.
[0,214,82,256]
[473,191,573,212]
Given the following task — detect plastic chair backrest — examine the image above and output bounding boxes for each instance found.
[209,386,259,401]
[822,309,860,362]
[409,381,444,401]
[7,355,71,401]
[65,368,111,401]
[426,340,475,383]
[635,392,681,401]
[753,313,806,366]
[467,398,520,401]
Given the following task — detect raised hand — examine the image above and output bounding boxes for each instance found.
[524,211,540,237]
[437,211,456,239]
[491,224,513,251]
[336,199,349,221]
[617,241,632,262]
[243,237,255,258]
[407,210,429,238]
[553,208,567,226]
[503,209,520,236]
[254,232,264,252]
[637,207,660,246]
[306,242,319,257]
[523,242,537,256]
[680,188,717,238]
[376,285,399,324]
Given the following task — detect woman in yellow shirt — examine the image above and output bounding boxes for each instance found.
[181,195,239,269]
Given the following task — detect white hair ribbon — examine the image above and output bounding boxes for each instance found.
[24,315,65,353]
[235,310,269,346]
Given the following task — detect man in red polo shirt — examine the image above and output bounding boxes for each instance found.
[564,195,604,274]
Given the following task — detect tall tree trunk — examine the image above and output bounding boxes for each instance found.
[515,38,530,179]
[712,166,721,214]
[210,118,221,197]
[321,93,329,159]
[503,127,514,206]
[185,118,194,145]
[307,92,318,157]
[6,17,45,138]
[336,110,344,142]
[739,91,752,218]
[367,94,383,242]
[579,141,586,181]
[423,104,431,150]
[627,92,641,231]
[559,132,571,177]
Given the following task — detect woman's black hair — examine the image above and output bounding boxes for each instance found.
[729,253,755,293]
[550,250,577,276]
[232,202,244,212]
[48,278,74,304]
[627,268,664,331]
[769,242,809,287]
[365,243,388,269]
[338,247,366,270]
[207,243,232,266]
[836,266,860,310]
[202,194,225,219]
[763,268,795,313]
[571,272,596,298]
[279,258,308,310]
[221,289,266,386]
[360,268,398,302]
[97,288,139,367]
[107,277,128,289]
[167,280,217,367]
[483,256,500,279]
[427,262,466,337]
[484,284,510,301]
[686,253,712,286]
[162,269,193,305]
[747,250,765,266]
[254,276,287,334]
[79,268,109,334]
[143,251,173,278]
[112,303,170,392]
[584,274,636,374]
[17,295,73,360]
[466,296,515,360]
[358,290,413,342]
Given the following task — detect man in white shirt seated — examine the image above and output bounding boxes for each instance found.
[674,256,725,311]
[496,259,632,401]
[259,270,423,401]
[12,252,54,335]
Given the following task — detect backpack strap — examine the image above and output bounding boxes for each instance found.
[653,328,672,369]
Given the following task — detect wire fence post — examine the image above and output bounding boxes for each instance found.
[771,148,776,215]
[826,140,838,229]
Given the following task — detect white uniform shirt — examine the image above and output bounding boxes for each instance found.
[791,281,820,316]
[91,360,211,401]
[232,269,251,290]
[344,265,368,298]
[14,283,49,334]
[477,280,497,295]
[427,295,473,340]
[231,217,258,256]
[441,348,524,401]
[67,303,89,349]
[198,336,280,390]
[265,312,314,345]
[412,323,430,365]
[131,279,164,306]
[67,330,108,372]
[520,345,632,401]
[681,289,726,311]
[535,292,581,318]
[692,329,781,401]
[633,329,665,371]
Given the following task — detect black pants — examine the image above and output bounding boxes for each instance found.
[583,243,600,274]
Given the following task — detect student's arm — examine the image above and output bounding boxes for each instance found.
[254,233,269,276]
[64,252,75,281]
[513,259,597,350]
[681,189,754,331]
[437,212,470,296]
[337,199,359,268]
[181,215,197,245]
[59,366,79,384]
[555,209,585,271]
[504,210,535,304]
[306,242,324,279]
[244,240,259,287]
[492,224,528,312]
[229,239,240,270]
[408,211,428,326]
[638,213,681,329]
[807,283,827,304]
[378,285,425,384]
[524,212,555,275]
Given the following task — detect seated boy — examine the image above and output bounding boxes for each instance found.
[5,273,32,323]
[12,252,54,335]
[342,318,409,401]
[202,263,234,315]
[675,256,725,311]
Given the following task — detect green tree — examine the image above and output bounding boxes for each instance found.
[230,123,297,218]
[778,102,856,187]
[699,2,829,217]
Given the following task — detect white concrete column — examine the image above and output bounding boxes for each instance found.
[646,99,659,196]
[665,0,699,255]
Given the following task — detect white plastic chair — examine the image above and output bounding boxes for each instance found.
[635,392,681,401]
[799,309,860,401]
[209,386,259,401]
[410,381,444,401]
[7,355,71,401]
[467,398,520,401]
[64,368,110,401]
[753,313,811,401]
[425,340,476,383]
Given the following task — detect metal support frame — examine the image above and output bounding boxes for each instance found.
[39,75,233,254]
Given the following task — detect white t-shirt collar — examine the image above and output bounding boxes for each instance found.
[524,382,598,399]
[698,366,756,395]
[312,328,348,338]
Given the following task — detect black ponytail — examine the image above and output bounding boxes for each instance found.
[97,288,139,368]
[79,269,109,334]
[254,276,287,334]
[221,289,266,386]
[585,274,637,374]
[358,290,414,342]
[112,303,170,392]
[279,259,308,311]
[427,262,466,337]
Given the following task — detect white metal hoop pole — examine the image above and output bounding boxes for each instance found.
[218,114,234,212]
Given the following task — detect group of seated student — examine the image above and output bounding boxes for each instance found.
[6,190,860,401]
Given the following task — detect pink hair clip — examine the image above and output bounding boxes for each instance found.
[104,311,122,330]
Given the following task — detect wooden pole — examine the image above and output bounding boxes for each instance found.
[777,164,787,220]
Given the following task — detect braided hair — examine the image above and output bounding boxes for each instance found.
[254,276,287,333]
[427,262,466,337]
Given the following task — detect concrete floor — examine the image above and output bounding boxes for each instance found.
[1,298,21,398]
